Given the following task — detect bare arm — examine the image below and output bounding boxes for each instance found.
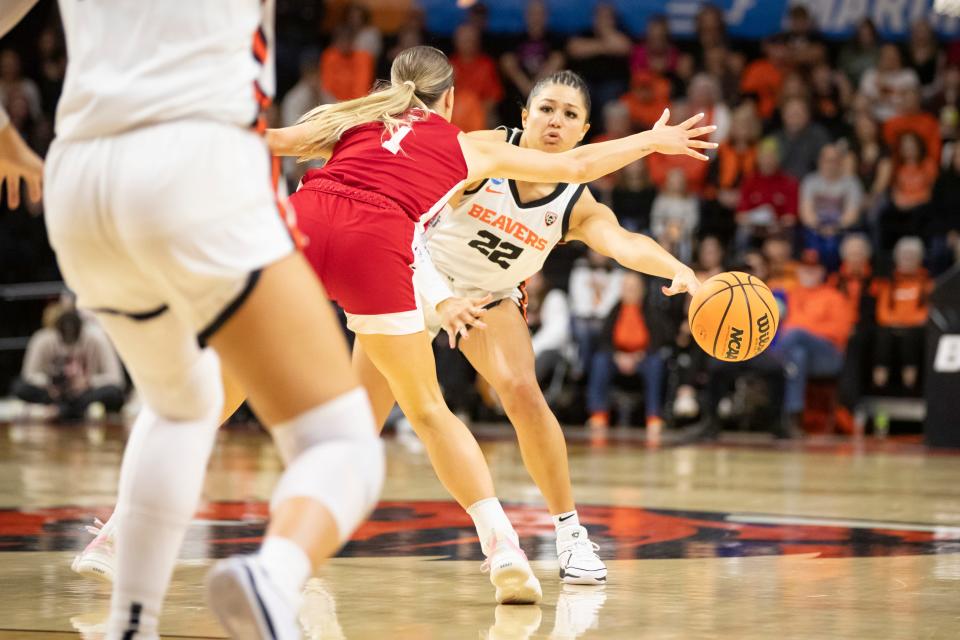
[460,109,716,186]
[500,53,534,96]
[0,0,39,39]
[266,123,334,160]
[566,191,700,296]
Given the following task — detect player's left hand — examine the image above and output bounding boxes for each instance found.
[661,267,701,297]
[437,294,493,348]
[0,123,43,211]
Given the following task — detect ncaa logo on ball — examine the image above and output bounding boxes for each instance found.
[545,211,558,226]
[724,327,744,359]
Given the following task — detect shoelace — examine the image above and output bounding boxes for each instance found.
[480,534,528,574]
[83,518,106,537]
[562,538,600,561]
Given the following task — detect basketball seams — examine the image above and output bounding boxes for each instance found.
[710,286,736,358]
[689,278,736,326]
[731,272,753,360]
[746,275,778,334]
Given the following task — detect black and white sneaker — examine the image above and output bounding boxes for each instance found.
[206,555,302,640]
[556,526,607,585]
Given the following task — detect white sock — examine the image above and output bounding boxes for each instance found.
[258,535,311,603]
[552,510,580,531]
[466,497,518,555]
[106,404,221,639]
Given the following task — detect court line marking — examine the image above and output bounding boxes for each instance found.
[726,514,960,536]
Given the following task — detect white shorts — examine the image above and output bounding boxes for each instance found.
[420,278,524,339]
[44,120,294,419]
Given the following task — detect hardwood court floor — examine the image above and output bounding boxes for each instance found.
[1,422,958,639]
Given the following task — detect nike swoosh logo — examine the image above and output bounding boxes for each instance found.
[558,514,576,522]
[485,185,504,194]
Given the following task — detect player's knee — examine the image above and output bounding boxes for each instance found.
[399,397,450,433]
[269,388,384,541]
[137,349,224,423]
[497,373,546,412]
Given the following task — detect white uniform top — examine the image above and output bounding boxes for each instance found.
[423,128,586,295]
[54,0,274,141]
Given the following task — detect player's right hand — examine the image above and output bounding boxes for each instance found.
[0,122,43,210]
[648,109,718,161]
[437,294,493,348]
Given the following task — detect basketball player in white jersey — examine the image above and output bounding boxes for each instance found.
[6,2,389,638]
[355,71,703,585]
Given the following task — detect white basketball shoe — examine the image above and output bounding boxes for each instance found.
[71,518,115,583]
[556,526,607,585]
[481,533,543,605]
[206,555,303,640]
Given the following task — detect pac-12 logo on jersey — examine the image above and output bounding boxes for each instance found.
[490,178,505,186]
[545,211,558,226]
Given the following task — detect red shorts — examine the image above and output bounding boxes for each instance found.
[290,179,424,335]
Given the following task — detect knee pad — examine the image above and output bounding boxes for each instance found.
[137,348,224,423]
[269,388,384,542]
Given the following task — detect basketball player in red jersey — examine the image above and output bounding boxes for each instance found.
[72,46,714,608]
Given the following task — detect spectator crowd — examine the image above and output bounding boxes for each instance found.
[2,1,958,437]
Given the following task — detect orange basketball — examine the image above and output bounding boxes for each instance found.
[688,271,780,362]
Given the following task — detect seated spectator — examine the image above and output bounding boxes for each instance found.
[619,69,670,132]
[829,234,875,427]
[810,62,853,137]
[799,144,864,271]
[610,159,655,232]
[650,168,699,262]
[926,143,960,274]
[345,3,383,59]
[845,112,893,223]
[838,19,880,88]
[773,98,832,180]
[319,27,374,102]
[702,44,743,105]
[740,34,788,121]
[703,104,760,242]
[770,249,854,431]
[884,86,942,164]
[934,64,959,142]
[11,309,125,421]
[586,272,666,437]
[568,250,623,377]
[763,234,799,292]
[687,73,730,145]
[566,3,631,109]
[907,19,945,103]
[870,237,933,392]
[451,23,503,132]
[590,101,634,200]
[36,27,66,121]
[499,0,565,121]
[694,4,727,53]
[859,43,921,122]
[693,235,726,280]
[630,15,678,78]
[0,49,43,122]
[879,131,938,256]
[735,138,799,251]
[523,271,571,389]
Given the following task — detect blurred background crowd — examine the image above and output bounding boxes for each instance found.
[1,0,958,440]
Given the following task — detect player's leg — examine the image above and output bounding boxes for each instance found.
[352,339,398,428]
[357,329,541,604]
[205,252,383,633]
[71,365,248,583]
[459,300,607,585]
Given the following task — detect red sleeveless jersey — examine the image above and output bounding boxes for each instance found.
[302,110,468,223]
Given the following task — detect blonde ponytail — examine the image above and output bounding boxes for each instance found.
[293,46,455,161]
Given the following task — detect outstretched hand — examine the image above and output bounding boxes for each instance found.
[661,267,701,297]
[0,123,43,211]
[437,294,493,348]
[647,109,718,161]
